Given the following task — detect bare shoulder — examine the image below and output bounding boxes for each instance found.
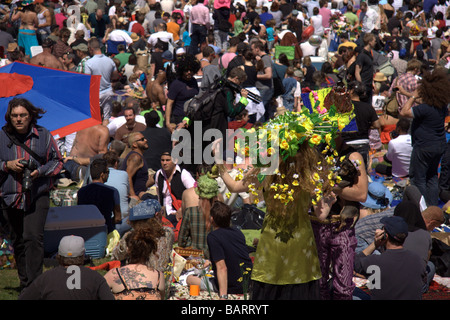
[94,124,110,135]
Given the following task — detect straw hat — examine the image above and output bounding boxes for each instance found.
[7,42,18,52]
[275,106,287,116]
[130,32,139,42]
[373,72,387,82]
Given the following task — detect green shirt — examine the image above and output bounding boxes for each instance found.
[344,12,359,26]
[141,109,164,128]
[114,52,131,71]
[234,20,244,35]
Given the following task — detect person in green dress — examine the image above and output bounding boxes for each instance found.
[212,90,357,299]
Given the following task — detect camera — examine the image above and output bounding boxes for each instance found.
[224,79,262,104]
[19,159,37,191]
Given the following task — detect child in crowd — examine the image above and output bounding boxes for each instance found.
[266,19,276,51]
[234,11,244,36]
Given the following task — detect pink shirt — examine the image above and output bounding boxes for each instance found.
[319,7,332,28]
[190,4,210,27]
[220,52,236,68]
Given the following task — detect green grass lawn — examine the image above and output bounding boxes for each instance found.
[0,268,21,300]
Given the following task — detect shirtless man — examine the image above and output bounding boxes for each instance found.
[29,38,64,69]
[146,70,167,108]
[63,124,110,181]
[69,124,110,159]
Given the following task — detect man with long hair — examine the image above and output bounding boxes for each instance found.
[0,97,63,291]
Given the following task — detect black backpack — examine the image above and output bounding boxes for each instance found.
[183,79,225,121]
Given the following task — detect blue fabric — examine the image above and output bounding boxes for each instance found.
[328,33,341,52]
[105,168,130,219]
[0,62,101,135]
[18,29,38,57]
[106,40,127,55]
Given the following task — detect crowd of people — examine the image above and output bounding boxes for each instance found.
[0,0,449,301]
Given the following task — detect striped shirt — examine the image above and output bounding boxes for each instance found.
[0,125,63,210]
[76,56,90,74]
[355,208,394,250]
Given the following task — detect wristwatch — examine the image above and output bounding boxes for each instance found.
[220,294,228,299]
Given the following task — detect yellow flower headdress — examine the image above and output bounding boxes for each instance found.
[234,87,356,207]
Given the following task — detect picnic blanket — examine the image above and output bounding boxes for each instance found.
[354,275,450,300]
[168,283,245,300]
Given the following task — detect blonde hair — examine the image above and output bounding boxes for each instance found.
[127,132,142,148]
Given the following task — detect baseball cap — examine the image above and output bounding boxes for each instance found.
[58,235,85,258]
[129,199,161,221]
[161,50,173,60]
[380,216,409,240]
[73,43,88,52]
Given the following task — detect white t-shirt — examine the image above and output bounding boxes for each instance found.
[107,115,147,137]
[300,41,318,56]
[372,95,386,112]
[147,31,174,47]
[385,134,412,178]
[108,29,133,45]
[392,0,403,11]
[294,81,301,98]
[311,15,324,36]
[362,7,379,33]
